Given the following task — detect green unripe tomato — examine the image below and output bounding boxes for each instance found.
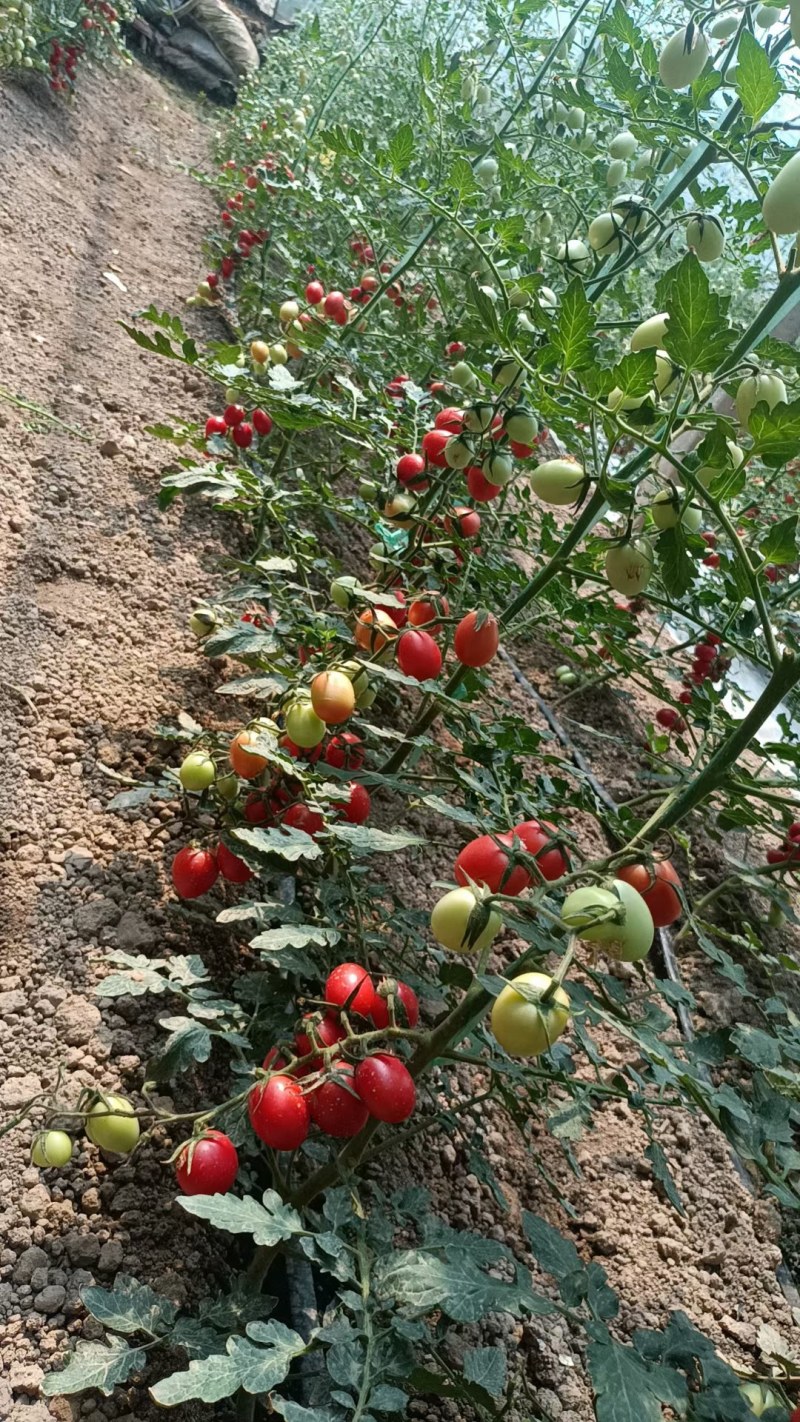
[562,881,653,961]
[630,312,669,352]
[654,352,681,398]
[696,439,744,489]
[559,671,579,687]
[504,405,538,443]
[762,150,800,235]
[464,401,494,433]
[475,81,491,106]
[444,434,475,470]
[756,4,782,25]
[651,488,702,532]
[285,699,326,748]
[451,360,479,391]
[279,299,300,323]
[605,539,654,594]
[461,72,478,102]
[531,458,586,506]
[491,972,570,1057]
[556,239,592,274]
[588,211,624,255]
[535,210,554,239]
[216,773,239,803]
[431,887,503,954]
[561,884,620,939]
[189,609,216,638]
[270,344,288,365]
[565,105,585,132]
[492,355,522,388]
[339,659,371,701]
[331,575,360,610]
[482,450,514,486]
[604,880,654,961]
[609,130,637,160]
[740,1382,780,1416]
[475,156,499,189]
[537,286,558,310]
[555,665,571,678]
[509,286,531,309]
[611,194,648,237]
[633,149,657,179]
[736,371,787,430]
[31,1130,73,1168]
[179,752,216,793]
[658,25,710,90]
[607,159,628,188]
[86,1095,140,1154]
[607,387,648,413]
[686,214,725,262]
[710,12,740,38]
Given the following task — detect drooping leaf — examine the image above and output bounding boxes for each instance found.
[552,278,595,371]
[232,825,323,863]
[323,824,425,854]
[659,256,732,372]
[760,514,798,566]
[587,1334,686,1422]
[41,1337,147,1397]
[149,1017,213,1080]
[735,30,780,122]
[644,1142,684,1215]
[149,1323,307,1405]
[81,1274,176,1336]
[522,1210,583,1282]
[463,1346,507,1397]
[656,527,698,598]
[177,1189,304,1246]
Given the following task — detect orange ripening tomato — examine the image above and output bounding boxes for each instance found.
[616,860,682,927]
[310,670,356,724]
[355,608,396,653]
[229,730,269,779]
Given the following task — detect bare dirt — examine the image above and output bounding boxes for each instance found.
[0,57,797,1422]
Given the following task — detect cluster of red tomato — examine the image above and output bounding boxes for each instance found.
[205,403,273,451]
[679,631,730,701]
[48,38,82,91]
[394,398,545,509]
[352,599,499,683]
[343,232,438,314]
[80,0,117,31]
[766,822,800,867]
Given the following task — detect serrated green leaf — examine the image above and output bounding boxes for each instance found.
[374,1249,552,1323]
[41,1337,147,1397]
[216,674,287,698]
[177,1189,304,1246]
[149,1018,213,1081]
[232,825,323,863]
[760,513,798,565]
[552,278,595,372]
[324,824,425,854]
[464,1346,507,1397]
[203,624,280,658]
[150,1323,306,1405]
[170,1318,224,1359]
[418,794,481,828]
[96,967,169,998]
[660,256,732,372]
[610,349,657,399]
[730,1024,782,1069]
[81,1275,176,1336]
[388,122,414,173]
[522,1210,583,1281]
[655,527,698,598]
[644,1143,684,1215]
[249,924,340,953]
[749,399,800,467]
[735,31,780,122]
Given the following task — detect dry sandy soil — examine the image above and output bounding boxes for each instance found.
[0,56,797,1422]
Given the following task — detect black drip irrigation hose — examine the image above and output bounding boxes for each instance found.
[498,645,800,1312]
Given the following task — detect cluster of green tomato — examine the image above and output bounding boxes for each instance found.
[31,1094,139,1168]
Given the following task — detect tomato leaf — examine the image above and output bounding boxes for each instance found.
[388,121,414,174]
[749,398,800,467]
[178,1189,304,1247]
[249,924,341,953]
[374,1248,554,1323]
[149,1017,213,1080]
[760,514,798,566]
[587,1333,686,1422]
[232,826,323,863]
[463,1346,507,1397]
[552,278,595,372]
[149,1323,307,1405]
[644,1142,684,1215]
[522,1210,583,1283]
[324,824,425,853]
[41,1337,147,1397]
[80,1275,177,1337]
[655,527,698,598]
[658,255,732,372]
[735,30,780,123]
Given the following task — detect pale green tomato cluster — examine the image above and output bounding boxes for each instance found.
[31,1093,141,1171]
[0,2,37,70]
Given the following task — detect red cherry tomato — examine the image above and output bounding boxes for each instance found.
[616,861,683,927]
[216,841,254,884]
[434,407,464,433]
[205,415,227,438]
[396,452,427,488]
[324,290,345,316]
[396,628,442,681]
[407,592,449,633]
[325,963,376,1019]
[305,280,324,304]
[175,1131,238,1195]
[309,1063,370,1138]
[466,466,502,502]
[342,783,371,824]
[374,588,408,628]
[171,845,219,899]
[325,732,365,770]
[512,820,569,882]
[294,1013,346,1067]
[454,611,499,668]
[282,803,325,837]
[224,404,245,427]
[445,506,481,538]
[354,1054,416,1123]
[248,1077,310,1150]
[371,981,419,1029]
[253,408,273,436]
[244,792,271,824]
[454,833,529,896]
[233,421,254,449]
[422,428,450,468]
